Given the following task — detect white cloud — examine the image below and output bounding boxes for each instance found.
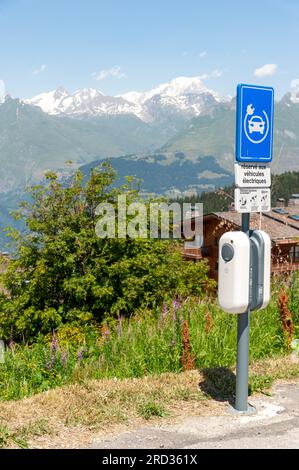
[199,50,207,59]
[291,78,299,88]
[198,73,208,80]
[199,69,223,80]
[32,64,47,76]
[211,69,222,78]
[92,66,126,81]
[254,63,277,78]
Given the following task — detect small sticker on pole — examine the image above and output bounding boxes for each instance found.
[234,188,271,213]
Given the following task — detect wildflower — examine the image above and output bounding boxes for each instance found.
[172,299,181,311]
[77,349,84,361]
[278,290,294,347]
[172,299,182,322]
[51,334,58,353]
[204,310,213,333]
[102,324,110,340]
[61,351,68,368]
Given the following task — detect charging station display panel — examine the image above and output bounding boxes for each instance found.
[249,230,271,311]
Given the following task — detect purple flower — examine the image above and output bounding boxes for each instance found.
[45,358,52,371]
[51,335,58,353]
[172,299,181,311]
[77,349,84,361]
[51,354,55,366]
[61,351,67,368]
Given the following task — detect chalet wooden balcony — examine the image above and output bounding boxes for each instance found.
[182,247,203,261]
[272,261,299,273]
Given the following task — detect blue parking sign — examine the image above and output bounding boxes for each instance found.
[236,84,274,163]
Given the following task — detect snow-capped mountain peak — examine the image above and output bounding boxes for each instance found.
[26,87,70,114]
[120,76,219,104]
[290,83,299,104]
[147,75,210,99]
[26,86,133,116]
[25,75,224,121]
[118,76,222,121]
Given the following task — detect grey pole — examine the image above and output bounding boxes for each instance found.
[235,212,250,411]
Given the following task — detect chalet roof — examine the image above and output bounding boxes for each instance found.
[265,207,299,230]
[212,210,299,242]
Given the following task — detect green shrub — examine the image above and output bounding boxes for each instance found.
[0,163,214,342]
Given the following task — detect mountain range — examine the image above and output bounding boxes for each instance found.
[0,75,299,248]
[0,76,228,194]
[25,76,223,122]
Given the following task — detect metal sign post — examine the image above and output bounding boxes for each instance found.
[218,83,273,413]
[235,212,250,412]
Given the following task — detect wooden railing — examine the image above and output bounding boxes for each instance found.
[182,247,203,260]
[272,262,299,273]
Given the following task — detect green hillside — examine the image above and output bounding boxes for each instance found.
[0,97,180,192]
[159,102,236,171]
[79,153,233,194]
[159,96,299,174]
[172,171,299,213]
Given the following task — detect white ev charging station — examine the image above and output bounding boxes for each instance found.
[218,229,271,314]
[218,231,250,314]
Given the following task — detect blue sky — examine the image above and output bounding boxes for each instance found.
[0,0,299,99]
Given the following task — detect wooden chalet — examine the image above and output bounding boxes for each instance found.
[182,206,299,280]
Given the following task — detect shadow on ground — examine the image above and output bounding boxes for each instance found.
[199,367,254,405]
[198,367,232,404]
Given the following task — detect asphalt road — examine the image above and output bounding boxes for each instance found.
[91,381,299,449]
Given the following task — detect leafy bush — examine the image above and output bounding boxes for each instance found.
[0,163,214,341]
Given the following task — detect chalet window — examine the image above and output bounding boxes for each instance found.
[290,245,299,263]
[201,246,210,256]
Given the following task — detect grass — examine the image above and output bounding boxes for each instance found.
[0,417,51,449]
[0,273,298,402]
[138,401,169,420]
[0,355,298,448]
[0,273,297,447]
